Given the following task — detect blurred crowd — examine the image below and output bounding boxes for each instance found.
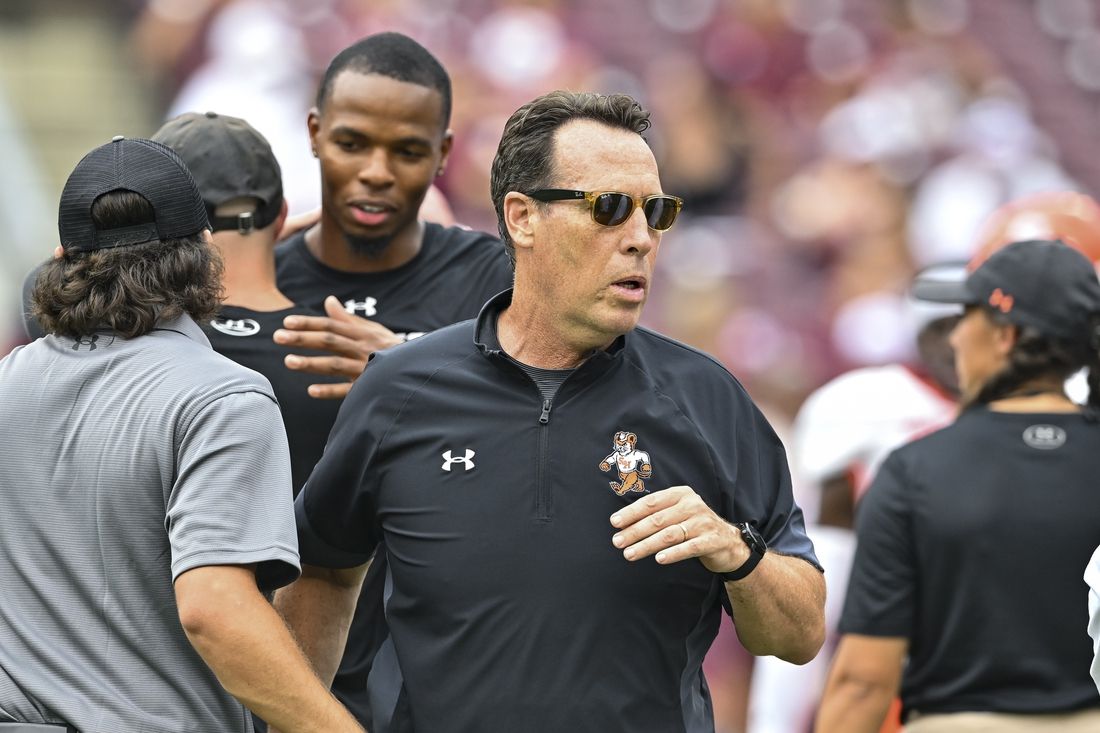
[3,0,1100,729]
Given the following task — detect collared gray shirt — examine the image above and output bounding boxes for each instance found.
[0,315,299,733]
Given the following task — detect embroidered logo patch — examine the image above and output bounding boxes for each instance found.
[1022,424,1066,450]
[598,431,652,495]
[210,317,261,337]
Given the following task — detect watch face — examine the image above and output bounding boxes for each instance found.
[738,522,767,554]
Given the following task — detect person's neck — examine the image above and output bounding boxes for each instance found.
[214,233,295,312]
[307,213,424,274]
[497,288,613,370]
[988,380,1078,413]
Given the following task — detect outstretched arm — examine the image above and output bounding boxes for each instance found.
[610,485,825,664]
[175,565,364,733]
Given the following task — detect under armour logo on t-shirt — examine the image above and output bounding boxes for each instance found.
[71,335,100,351]
[442,449,476,472]
[344,298,378,317]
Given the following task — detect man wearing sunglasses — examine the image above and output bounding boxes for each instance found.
[277,90,825,733]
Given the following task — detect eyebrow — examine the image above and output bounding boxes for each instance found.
[329,126,433,149]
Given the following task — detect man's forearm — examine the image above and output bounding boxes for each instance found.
[175,566,363,733]
[815,633,906,733]
[725,552,825,664]
[815,677,895,733]
[274,562,370,685]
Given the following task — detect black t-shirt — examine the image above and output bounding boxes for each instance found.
[840,406,1100,720]
[274,223,513,338]
[276,224,513,729]
[202,305,344,495]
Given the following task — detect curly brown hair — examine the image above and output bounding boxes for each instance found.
[33,191,223,339]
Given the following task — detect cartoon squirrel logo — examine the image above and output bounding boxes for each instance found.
[599,431,652,495]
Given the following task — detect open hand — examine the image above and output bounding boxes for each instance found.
[273,296,403,399]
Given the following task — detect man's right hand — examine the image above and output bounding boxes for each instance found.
[274,295,404,399]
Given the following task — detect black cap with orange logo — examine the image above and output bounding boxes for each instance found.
[912,239,1100,344]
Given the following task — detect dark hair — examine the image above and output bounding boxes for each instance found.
[963,306,1100,410]
[1085,315,1100,412]
[489,91,651,263]
[315,32,451,128]
[33,191,223,339]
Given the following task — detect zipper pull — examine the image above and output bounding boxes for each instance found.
[539,398,552,425]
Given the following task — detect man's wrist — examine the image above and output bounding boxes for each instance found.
[717,522,767,582]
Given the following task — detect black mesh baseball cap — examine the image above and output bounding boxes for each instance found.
[152,111,284,233]
[58,136,209,253]
[912,239,1100,342]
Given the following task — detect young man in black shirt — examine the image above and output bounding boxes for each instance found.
[271,32,513,399]
[269,33,513,732]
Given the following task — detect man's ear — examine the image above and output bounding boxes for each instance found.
[274,199,289,235]
[436,130,454,176]
[993,321,1019,358]
[307,108,321,156]
[52,245,63,260]
[503,192,537,252]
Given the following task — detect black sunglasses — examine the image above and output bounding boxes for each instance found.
[525,189,684,231]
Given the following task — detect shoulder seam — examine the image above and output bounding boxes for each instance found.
[374,346,484,455]
[618,349,724,501]
[633,327,744,387]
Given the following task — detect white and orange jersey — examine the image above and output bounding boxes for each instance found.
[793,363,957,503]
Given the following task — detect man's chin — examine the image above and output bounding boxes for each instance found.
[344,231,394,259]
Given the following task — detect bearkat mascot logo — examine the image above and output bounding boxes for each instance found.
[598,431,652,495]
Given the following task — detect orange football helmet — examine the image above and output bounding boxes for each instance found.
[969,190,1100,268]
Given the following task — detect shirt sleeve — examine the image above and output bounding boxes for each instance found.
[838,450,916,637]
[293,353,392,569]
[168,390,300,592]
[723,398,822,571]
[1084,544,1100,694]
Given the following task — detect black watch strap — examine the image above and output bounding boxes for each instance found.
[718,522,767,582]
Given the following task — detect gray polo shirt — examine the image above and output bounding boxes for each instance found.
[0,315,299,733]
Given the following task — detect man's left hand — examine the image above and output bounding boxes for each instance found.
[610,485,750,574]
[273,295,403,399]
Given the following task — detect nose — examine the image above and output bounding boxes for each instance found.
[358,148,395,189]
[620,203,658,256]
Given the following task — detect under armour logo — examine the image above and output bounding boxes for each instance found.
[441,449,476,472]
[344,298,378,317]
[71,335,100,351]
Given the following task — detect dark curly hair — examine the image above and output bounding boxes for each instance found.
[963,306,1100,411]
[489,91,651,264]
[33,191,223,339]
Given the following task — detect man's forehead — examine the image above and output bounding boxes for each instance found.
[550,120,659,188]
[324,71,446,128]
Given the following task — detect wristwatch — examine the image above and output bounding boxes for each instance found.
[718,522,767,582]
